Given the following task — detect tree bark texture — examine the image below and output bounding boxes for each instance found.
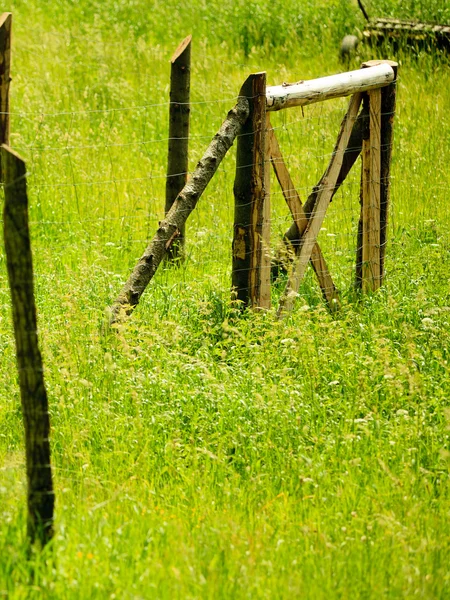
[232,72,271,309]
[2,145,54,546]
[109,97,249,323]
[165,35,191,260]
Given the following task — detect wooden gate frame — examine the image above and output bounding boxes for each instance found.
[110,60,397,324]
[231,60,398,316]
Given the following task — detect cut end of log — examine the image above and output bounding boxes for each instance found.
[232,96,250,120]
[0,12,12,29]
[361,59,399,69]
[1,144,27,188]
[107,301,135,327]
[1,143,25,165]
[171,35,192,63]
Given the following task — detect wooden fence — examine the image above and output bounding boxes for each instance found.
[233,60,398,316]
[0,13,398,330]
[110,59,398,322]
[1,17,397,547]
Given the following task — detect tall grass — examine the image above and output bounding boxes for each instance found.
[0,0,449,597]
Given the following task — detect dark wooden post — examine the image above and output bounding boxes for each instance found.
[232,72,271,309]
[165,35,191,260]
[378,61,398,278]
[356,60,398,291]
[2,145,54,546]
[0,12,12,181]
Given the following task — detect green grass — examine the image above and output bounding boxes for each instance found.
[1,0,449,597]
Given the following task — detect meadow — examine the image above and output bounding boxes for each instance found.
[0,0,449,597]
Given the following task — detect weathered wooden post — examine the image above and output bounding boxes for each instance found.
[232,72,271,309]
[356,60,398,291]
[2,145,55,546]
[361,86,382,292]
[0,12,12,178]
[378,60,398,278]
[165,35,191,260]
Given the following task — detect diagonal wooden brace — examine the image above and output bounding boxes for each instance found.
[278,99,369,258]
[267,123,340,311]
[278,92,363,317]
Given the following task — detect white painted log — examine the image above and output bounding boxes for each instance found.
[266,64,394,111]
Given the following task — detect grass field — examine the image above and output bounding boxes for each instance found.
[1,0,449,597]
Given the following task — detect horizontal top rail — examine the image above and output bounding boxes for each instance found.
[266,63,395,111]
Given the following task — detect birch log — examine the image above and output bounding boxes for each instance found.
[109,97,249,323]
[2,145,54,546]
[165,35,191,260]
[266,63,394,111]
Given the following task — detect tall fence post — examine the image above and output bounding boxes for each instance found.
[2,145,55,546]
[165,34,191,261]
[356,60,398,291]
[0,12,12,180]
[232,72,271,309]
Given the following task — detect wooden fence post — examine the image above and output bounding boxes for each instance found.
[165,35,191,260]
[2,145,54,546]
[361,87,382,292]
[232,72,271,309]
[0,12,12,180]
[356,60,398,291]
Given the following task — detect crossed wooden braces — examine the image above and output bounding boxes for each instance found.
[109,61,397,323]
[268,92,362,315]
